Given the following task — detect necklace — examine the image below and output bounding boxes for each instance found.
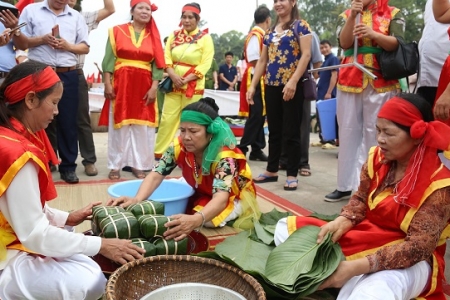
[193,157,201,188]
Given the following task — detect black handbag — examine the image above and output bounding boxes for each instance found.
[158,76,173,93]
[377,37,419,80]
[301,71,317,101]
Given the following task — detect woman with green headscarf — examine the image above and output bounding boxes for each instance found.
[108,97,260,241]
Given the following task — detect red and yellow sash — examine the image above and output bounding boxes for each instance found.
[239,27,266,117]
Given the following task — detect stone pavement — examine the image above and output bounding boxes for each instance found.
[53,131,450,284]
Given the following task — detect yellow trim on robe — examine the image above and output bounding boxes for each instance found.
[115,58,151,71]
[109,27,117,58]
[345,239,403,260]
[287,216,298,236]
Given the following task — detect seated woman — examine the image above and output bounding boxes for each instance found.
[274,93,450,299]
[108,97,260,241]
[0,61,144,300]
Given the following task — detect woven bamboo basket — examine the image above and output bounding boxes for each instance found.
[105,255,266,300]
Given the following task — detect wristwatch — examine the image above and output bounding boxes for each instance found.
[13,29,21,37]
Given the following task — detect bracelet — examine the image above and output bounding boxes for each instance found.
[194,211,205,232]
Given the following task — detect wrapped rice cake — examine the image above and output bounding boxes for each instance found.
[91,206,125,235]
[131,238,156,257]
[138,215,172,238]
[126,201,165,218]
[151,236,188,255]
[98,212,140,239]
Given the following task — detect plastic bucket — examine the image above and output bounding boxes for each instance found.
[316,98,337,141]
[108,179,194,216]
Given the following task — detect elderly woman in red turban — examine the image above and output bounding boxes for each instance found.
[100,0,165,180]
[274,93,450,299]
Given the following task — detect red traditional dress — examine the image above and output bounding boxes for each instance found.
[238,26,266,117]
[0,119,56,253]
[435,27,450,126]
[172,137,259,228]
[285,146,450,299]
[99,23,160,128]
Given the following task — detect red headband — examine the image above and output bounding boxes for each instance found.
[182,4,200,15]
[130,0,158,11]
[377,96,450,208]
[378,97,450,151]
[4,67,60,105]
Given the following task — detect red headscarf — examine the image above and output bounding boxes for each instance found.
[378,96,450,207]
[4,66,60,105]
[182,4,201,15]
[130,0,165,69]
[3,66,61,166]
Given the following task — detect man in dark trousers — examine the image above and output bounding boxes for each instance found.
[237,6,271,161]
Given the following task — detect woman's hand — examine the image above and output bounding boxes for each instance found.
[246,86,256,105]
[163,213,202,241]
[353,23,377,39]
[104,82,116,100]
[282,78,298,101]
[99,238,145,265]
[350,0,363,18]
[66,201,102,226]
[317,216,353,244]
[144,87,157,105]
[434,89,450,121]
[318,261,355,289]
[106,196,140,208]
[170,73,184,89]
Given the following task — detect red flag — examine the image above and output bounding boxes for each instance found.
[96,72,102,83]
[15,0,34,13]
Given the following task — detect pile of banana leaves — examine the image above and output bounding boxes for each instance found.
[196,210,344,299]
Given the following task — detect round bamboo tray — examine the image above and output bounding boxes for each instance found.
[105,255,266,300]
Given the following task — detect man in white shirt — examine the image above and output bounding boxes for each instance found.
[237,6,271,161]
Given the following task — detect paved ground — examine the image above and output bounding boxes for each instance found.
[53,131,450,285]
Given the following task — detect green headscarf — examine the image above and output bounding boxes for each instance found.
[180,110,237,175]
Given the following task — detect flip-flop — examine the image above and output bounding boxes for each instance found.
[284,179,298,191]
[108,170,120,180]
[254,174,278,183]
[299,168,311,177]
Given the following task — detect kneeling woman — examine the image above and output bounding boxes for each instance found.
[274,93,450,299]
[108,97,260,240]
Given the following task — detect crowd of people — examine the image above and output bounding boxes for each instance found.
[1,0,450,299]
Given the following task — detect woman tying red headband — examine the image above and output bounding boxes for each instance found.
[273,93,450,299]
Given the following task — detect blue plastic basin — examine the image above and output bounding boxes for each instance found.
[108,179,194,216]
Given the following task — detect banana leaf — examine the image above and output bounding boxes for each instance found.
[253,220,275,245]
[265,226,322,286]
[91,206,125,235]
[151,236,188,255]
[131,238,156,257]
[215,230,274,274]
[138,215,171,238]
[259,209,292,226]
[98,212,140,239]
[308,212,339,222]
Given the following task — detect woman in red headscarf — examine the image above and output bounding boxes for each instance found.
[154,2,214,158]
[100,0,165,180]
[274,93,450,299]
[0,61,144,299]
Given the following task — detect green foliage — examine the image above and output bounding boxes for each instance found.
[211,30,246,65]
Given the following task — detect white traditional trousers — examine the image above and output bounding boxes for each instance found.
[0,252,106,300]
[108,105,156,170]
[336,86,396,191]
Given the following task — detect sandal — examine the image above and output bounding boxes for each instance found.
[254,173,278,183]
[284,178,298,191]
[131,168,146,179]
[108,169,121,180]
[299,168,311,177]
